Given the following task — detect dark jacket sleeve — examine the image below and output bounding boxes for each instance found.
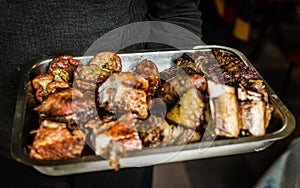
[147,0,203,39]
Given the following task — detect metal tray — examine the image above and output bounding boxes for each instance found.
[11,45,295,176]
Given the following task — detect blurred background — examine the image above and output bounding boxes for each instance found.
[153,0,300,187]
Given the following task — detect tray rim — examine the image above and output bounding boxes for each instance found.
[11,45,296,170]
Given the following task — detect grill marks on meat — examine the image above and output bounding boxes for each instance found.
[175,49,274,137]
[210,49,274,137]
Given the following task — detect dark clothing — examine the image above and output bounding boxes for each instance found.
[0,0,202,159]
[0,0,202,187]
[2,155,153,188]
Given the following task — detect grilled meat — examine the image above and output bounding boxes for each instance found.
[211,49,274,136]
[27,49,275,170]
[157,74,207,108]
[74,52,122,91]
[48,55,82,82]
[92,113,142,171]
[174,51,214,75]
[29,120,85,160]
[34,88,94,117]
[97,72,149,119]
[32,73,54,90]
[211,48,259,88]
[74,65,102,90]
[208,81,240,138]
[138,115,201,147]
[176,49,274,137]
[167,88,206,129]
[46,81,70,94]
[188,74,208,93]
[237,88,273,136]
[89,51,122,72]
[134,59,161,102]
[32,73,54,102]
[157,75,193,107]
[34,87,98,129]
[159,66,180,81]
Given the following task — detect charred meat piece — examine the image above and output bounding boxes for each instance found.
[29,121,85,160]
[240,100,268,136]
[211,49,259,87]
[167,88,206,130]
[138,116,172,147]
[237,88,273,136]
[32,73,70,102]
[38,90,98,127]
[92,113,142,171]
[157,74,207,107]
[46,81,70,94]
[34,88,95,117]
[174,51,214,75]
[208,81,240,138]
[74,79,97,91]
[74,52,122,91]
[157,75,193,107]
[188,74,208,94]
[32,73,54,90]
[74,65,102,90]
[138,115,201,147]
[97,72,149,119]
[76,65,104,83]
[32,73,54,102]
[134,59,161,101]
[89,51,122,72]
[159,66,181,82]
[48,55,82,82]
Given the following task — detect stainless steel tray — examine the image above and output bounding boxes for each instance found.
[11,45,295,176]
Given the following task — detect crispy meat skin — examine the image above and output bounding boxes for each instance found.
[48,55,82,82]
[29,123,85,160]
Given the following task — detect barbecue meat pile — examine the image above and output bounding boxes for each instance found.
[174,49,274,137]
[28,49,274,170]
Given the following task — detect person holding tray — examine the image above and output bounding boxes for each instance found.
[0,0,203,187]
